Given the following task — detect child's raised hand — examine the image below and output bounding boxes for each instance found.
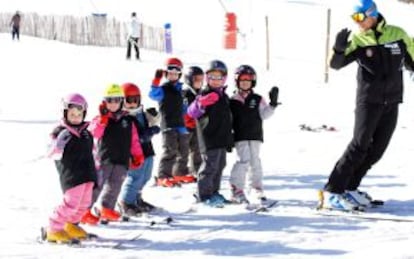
[152,69,165,86]
[269,86,280,107]
[198,92,219,107]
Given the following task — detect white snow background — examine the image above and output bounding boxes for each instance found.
[1,0,414,258]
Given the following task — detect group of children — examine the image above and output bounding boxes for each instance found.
[44,57,279,243]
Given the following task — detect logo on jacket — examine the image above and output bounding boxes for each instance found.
[366,48,373,58]
[248,99,258,109]
[122,119,129,128]
[384,43,401,55]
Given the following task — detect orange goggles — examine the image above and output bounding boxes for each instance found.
[351,12,366,22]
[238,74,255,81]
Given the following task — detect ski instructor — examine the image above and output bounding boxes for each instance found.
[322,0,414,210]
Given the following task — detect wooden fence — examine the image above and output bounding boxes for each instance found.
[0,12,165,51]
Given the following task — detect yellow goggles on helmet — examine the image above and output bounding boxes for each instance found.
[351,12,366,23]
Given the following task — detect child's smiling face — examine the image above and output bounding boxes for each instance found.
[207,71,225,88]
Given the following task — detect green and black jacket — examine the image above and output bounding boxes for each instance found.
[330,14,414,105]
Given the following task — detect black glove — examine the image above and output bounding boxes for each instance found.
[269,86,279,107]
[333,28,351,53]
[146,107,158,117]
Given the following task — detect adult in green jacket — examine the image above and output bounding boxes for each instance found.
[323,0,414,209]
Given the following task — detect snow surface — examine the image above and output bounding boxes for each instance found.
[1,0,414,258]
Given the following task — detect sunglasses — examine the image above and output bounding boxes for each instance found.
[351,12,366,22]
[105,97,123,103]
[125,96,140,104]
[238,74,255,81]
[207,75,224,81]
[66,103,85,111]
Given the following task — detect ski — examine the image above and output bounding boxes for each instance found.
[249,200,278,213]
[111,216,174,250]
[314,208,414,222]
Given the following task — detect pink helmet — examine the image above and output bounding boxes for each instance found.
[62,93,88,110]
[62,93,88,120]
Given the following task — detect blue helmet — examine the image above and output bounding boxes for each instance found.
[353,0,378,18]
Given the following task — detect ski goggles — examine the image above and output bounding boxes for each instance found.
[351,12,366,22]
[207,75,225,81]
[125,95,140,104]
[66,103,85,111]
[166,65,182,74]
[238,74,255,81]
[105,97,123,103]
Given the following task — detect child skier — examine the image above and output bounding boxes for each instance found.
[149,57,192,187]
[117,82,161,216]
[187,60,233,208]
[45,93,96,243]
[81,84,144,224]
[181,66,205,181]
[228,65,279,204]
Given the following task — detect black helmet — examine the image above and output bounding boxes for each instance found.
[206,60,227,76]
[234,64,257,88]
[184,66,204,86]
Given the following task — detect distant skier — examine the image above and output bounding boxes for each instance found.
[126,12,141,60]
[10,11,21,40]
[45,93,96,244]
[228,65,279,204]
[187,60,233,208]
[322,0,414,211]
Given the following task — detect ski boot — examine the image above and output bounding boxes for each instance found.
[156,177,181,187]
[41,227,80,245]
[173,174,197,184]
[80,209,99,225]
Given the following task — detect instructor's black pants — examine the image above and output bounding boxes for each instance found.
[324,103,399,193]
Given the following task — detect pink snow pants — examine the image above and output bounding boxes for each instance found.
[48,182,94,231]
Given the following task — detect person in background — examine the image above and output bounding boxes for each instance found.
[10,11,21,41]
[126,12,141,60]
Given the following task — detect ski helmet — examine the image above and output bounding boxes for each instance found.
[206,60,227,76]
[184,66,204,86]
[121,82,141,97]
[62,93,88,120]
[353,0,378,18]
[234,64,257,88]
[104,84,124,98]
[165,57,183,71]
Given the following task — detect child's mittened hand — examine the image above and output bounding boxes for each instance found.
[269,86,279,107]
[152,69,164,86]
[198,92,219,107]
[56,129,71,150]
[99,101,109,116]
[99,102,110,124]
[146,107,158,117]
[130,155,144,169]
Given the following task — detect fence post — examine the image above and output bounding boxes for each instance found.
[265,16,270,71]
[164,23,173,54]
[324,8,331,84]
